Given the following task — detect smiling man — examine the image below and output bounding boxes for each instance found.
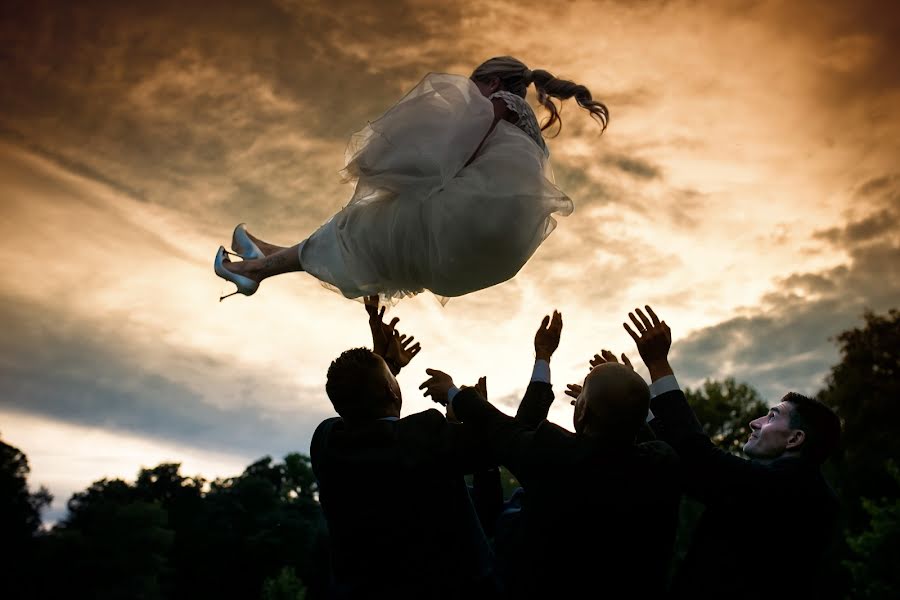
[620,306,842,600]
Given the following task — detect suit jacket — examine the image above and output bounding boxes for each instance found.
[310,409,497,599]
[453,387,682,599]
[650,389,840,599]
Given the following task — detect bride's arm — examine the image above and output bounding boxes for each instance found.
[463,97,512,168]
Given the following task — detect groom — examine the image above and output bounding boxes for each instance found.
[622,305,841,599]
[310,299,498,600]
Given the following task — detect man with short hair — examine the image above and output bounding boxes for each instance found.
[310,300,497,599]
[622,305,841,599]
[421,319,681,599]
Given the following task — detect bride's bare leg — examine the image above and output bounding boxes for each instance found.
[223,244,304,282]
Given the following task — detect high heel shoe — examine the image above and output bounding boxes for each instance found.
[214,246,260,301]
[231,223,265,260]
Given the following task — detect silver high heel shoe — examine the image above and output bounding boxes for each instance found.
[231,223,265,260]
[214,246,260,301]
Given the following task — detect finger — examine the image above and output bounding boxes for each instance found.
[388,317,399,330]
[419,379,434,390]
[539,315,550,331]
[636,308,653,330]
[629,312,646,333]
[601,349,619,363]
[410,343,421,355]
[621,354,633,368]
[379,306,385,319]
[645,305,660,326]
[623,323,640,342]
[425,368,437,375]
[397,334,407,342]
[565,389,578,399]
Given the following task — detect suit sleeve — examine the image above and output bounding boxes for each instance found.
[650,389,788,503]
[514,381,555,427]
[453,388,552,480]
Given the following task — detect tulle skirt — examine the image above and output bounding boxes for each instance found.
[299,73,573,302]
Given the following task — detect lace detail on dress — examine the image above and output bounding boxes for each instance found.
[489,91,548,156]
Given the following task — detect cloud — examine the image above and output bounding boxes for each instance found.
[0,293,332,458]
[670,174,900,400]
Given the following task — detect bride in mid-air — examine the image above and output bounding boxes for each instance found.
[214,56,607,302]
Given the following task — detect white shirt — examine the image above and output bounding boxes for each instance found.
[446,359,551,407]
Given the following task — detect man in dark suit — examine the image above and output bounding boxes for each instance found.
[421,326,682,599]
[310,300,497,599]
[622,305,842,599]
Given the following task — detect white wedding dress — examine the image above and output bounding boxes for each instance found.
[298,73,574,302]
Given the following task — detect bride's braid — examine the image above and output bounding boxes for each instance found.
[471,56,608,136]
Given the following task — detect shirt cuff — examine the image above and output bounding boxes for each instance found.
[447,385,461,404]
[649,374,680,399]
[531,359,551,384]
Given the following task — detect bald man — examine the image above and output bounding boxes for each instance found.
[421,353,682,599]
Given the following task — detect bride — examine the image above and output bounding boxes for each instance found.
[214,56,608,302]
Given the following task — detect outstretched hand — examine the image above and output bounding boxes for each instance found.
[365,295,397,358]
[534,310,563,361]
[365,295,421,374]
[419,369,454,406]
[623,305,674,381]
[386,330,421,373]
[565,383,582,406]
[589,350,633,370]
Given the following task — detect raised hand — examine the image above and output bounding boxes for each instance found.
[589,350,633,370]
[385,330,421,373]
[534,310,563,361]
[365,295,398,358]
[623,305,674,381]
[474,376,488,400]
[419,369,455,406]
[565,383,582,406]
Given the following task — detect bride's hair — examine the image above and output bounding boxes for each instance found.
[471,56,609,136]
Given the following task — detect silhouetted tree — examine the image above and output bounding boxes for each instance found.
[1,437,52,599]
[262,566,308,600]
[819,309,900,526]
[44,478,174,600]
[843,460,900,600]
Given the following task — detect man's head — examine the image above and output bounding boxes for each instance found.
[573,363,650,439]
[743,393,841,464]
[325,348,402,423]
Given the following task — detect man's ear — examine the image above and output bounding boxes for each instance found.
[489,76,501,93]
[786,429,806,452]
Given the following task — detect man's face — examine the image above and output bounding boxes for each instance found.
[377,357,402,413]
[743,400,803,460]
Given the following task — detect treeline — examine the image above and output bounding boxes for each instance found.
[3,309,898,599]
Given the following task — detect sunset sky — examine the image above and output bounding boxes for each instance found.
[2,0,898,522]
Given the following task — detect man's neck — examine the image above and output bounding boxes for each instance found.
[752,450,802,465]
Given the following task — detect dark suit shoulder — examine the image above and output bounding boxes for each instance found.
[635,439,679,463]
[400,407,447,427]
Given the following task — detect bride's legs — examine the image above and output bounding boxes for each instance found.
[242,229,287,256]
[223,244,304,282]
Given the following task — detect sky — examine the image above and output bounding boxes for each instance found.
[1,0,898,523]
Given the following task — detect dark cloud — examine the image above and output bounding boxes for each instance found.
[670,174,900,400]
[0,294,332,459]
[603,153,662,180]
[0,0,470,236]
